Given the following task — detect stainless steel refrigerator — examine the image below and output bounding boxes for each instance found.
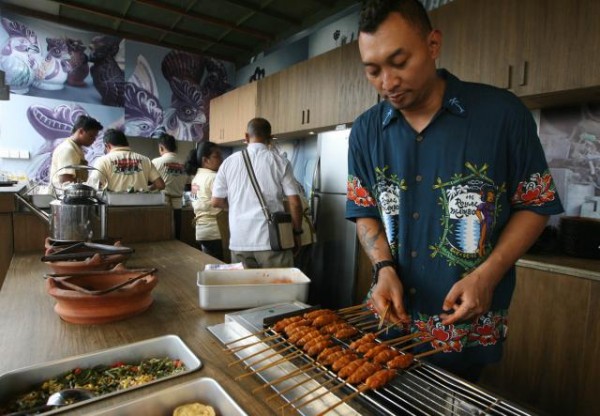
[304,128,358,309]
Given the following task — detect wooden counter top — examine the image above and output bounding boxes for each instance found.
[517,253,600,281]
[0,240,283,415]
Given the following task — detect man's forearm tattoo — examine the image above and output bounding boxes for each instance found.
[357,221,387,263]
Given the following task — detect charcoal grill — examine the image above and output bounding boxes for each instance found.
[208,303,535,416]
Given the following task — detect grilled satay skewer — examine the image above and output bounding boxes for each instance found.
[336,302,368,314]
[228,344,294,367]
[234,350,304,380]
[397,336,435,352]
[251,362,315,393]
[281,379,347,411]
[227,334,284,354]
[315,369,397,416]
[241,345,296,369]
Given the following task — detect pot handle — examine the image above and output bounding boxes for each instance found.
[53,165,109,194]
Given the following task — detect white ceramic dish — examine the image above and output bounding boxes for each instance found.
[89,377,248,416]
[197,268,310,310]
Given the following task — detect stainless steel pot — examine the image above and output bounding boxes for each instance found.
[15,165,108,242]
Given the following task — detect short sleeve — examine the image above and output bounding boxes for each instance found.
[147,160,161,182]
[212,164,228,199]
[507,103,564,215]
[281,161,299,196]
[345,117,380,221]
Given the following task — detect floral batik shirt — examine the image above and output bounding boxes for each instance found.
[346,70,564,367]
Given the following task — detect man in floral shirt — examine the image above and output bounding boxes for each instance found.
[346,0,564,381]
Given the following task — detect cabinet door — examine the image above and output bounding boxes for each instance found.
[338,41,378,125]
[208,93,229,143]
[257,71,282,133]
[303,46,341,130]
[232,82,257,142]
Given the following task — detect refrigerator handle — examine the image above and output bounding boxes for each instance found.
[311,193,320,229]
[309,155,321,227]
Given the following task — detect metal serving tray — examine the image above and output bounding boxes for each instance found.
[0,335,202,415]
[88,377,247,416]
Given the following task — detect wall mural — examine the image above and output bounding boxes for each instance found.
[0,12,234,143]
[539,103,600,219]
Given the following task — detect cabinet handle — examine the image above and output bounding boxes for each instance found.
[506,65,513,90]
[307,109,310,124]
[519,61,528,87]
[301,110,305,125]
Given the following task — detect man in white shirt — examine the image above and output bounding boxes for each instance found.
[49,115,103,190]
[211,118,303,268]
[152,133,188,239]
[90,129,165,192]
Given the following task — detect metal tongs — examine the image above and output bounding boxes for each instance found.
[44,267,157,295]
[41,242,134,262]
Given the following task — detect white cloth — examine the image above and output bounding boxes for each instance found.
[191,168,222,241]
[90,147,161,192]
[49,137,87,190]
[152,152,187,209]
[212,143,299,251]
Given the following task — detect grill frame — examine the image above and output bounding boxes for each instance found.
[209,305,537,416]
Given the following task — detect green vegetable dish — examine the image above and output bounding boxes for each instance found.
[0,357,186,414]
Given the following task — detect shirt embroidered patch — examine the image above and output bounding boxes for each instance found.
[347,175,376,207]
[431,162,506,269]
[511,170,557,206]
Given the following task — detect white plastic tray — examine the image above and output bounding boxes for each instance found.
[105,191,166,206]
[89,377,247,416]
[0,335,201,415]
[197,268,310,310]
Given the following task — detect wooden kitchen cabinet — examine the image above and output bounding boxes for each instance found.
[209,82,257,144]
[338,41,379,125]
[430,0,600,108]
[267,47,342,135]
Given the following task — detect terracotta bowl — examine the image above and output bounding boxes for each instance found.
[45,264,158,324]
[43,238,132,274]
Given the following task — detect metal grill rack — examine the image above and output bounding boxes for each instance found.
[209,304,535,416]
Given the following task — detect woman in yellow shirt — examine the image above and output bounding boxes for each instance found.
[186,141,224,260]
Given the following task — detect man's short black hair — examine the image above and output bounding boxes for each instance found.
[247,117,271,139]
[103,128,129,147]
[71,115,103,134]
[359,0,432,36]
[158,133,177,152]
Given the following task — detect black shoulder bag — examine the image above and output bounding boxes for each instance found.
[242,149,294,251]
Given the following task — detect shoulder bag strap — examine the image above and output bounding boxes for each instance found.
[242,149,271,221]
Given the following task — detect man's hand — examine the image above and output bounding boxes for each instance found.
[439,269,497,325]
[371,268,411,324]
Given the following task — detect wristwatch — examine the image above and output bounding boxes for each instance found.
[372,260,397,285]
[293,228,304,236]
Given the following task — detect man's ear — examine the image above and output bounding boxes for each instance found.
[428,29,442,60]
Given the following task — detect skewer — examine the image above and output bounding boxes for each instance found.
[251,362,315,393]
[241,345,296,369]
[222,329,269,347]
[384,331,425,346]
[397,336,435,352]
[415,345,448,359]
[234,351,304,381]
[343,309,374,320]
[266,368,331,402]
[354,320,379,330]
[336,302,368,314]
[377,303,391,330]
[315,385,368,416]
[227,334,282,353]
[291,381,347,411]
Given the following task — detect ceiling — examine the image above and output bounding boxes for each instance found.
[0,0,361,68]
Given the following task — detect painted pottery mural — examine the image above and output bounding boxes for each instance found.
[0,11,234,147]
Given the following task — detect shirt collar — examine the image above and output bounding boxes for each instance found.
[247,143,268,152]
[110,146,131,152]
[381,69,468,129]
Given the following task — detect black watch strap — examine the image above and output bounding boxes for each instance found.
[372,260,397,285]
[293,228,303,236]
